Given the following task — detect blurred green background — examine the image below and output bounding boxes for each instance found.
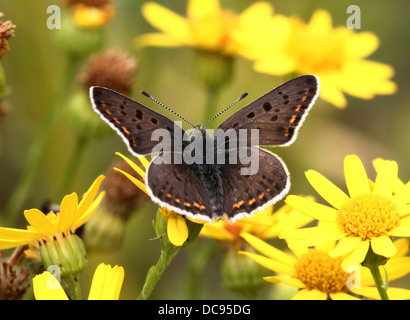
[0,0,409,299]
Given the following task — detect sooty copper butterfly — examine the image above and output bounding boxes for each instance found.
[90,75,320,222]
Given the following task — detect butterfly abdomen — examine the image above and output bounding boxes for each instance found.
[195,163,224,219]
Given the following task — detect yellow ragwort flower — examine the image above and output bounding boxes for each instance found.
[72,3,114,29]
[200,199,313,248]
[247,9,397,108]
[0,175,105,259]
[282,154,410,269]
[136,0,285,56]
[241,233,410,300]
[33,263,124,300]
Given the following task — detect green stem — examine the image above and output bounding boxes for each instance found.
[370,266,389,300]
[57,134,89,198]
[204,89,221,127]
[63,275,82,300]
[186,240,219,299]
[3,56,80,225]
[137,244,181,300]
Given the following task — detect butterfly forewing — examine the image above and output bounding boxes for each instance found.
[90,86,181,155]
[218,75,319,147]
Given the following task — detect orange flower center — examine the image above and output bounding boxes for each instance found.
[294,250,348,294]
[338,194,400,240]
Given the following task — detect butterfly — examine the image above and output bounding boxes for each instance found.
[90,75,320,222]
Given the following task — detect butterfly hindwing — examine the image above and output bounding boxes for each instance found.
[220,146,290,220]
[218,75,320,147]
[90,86,181,155]
[146,153,215,220]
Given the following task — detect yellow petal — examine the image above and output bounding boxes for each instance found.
[142,2,190,41]
[371,236,397,258]
[263,276,305,288]
[393,181,410,206]
[74,192,105,229]
[88,263,124,300]
[389,226,410,237]
[344,155,370,198]
[24,209,56,235]
[307,10,333,37]
[330,236,362,258]
[373,160,398,197]
[341,240,369,270]
[281,225,345,248]
[329,292,361,300]
[384,257,410,282]
[392,238,409,257]
[76,175,105,221]
[373,158,405,192]
[292,288,327,300]
[318,77,347,108]
[167,214,189,246]
[200,222,235,241]
[188,0,220,20]
[33,272,69,300]
[57,193,78,233]
[305,170,349,209]
[114,168,148,195]
[241,232,297,266]
[344,31,379,58]
[240,251,294,276]
[136,33,188,48]
[351,287,410,300]
[285,195,338,222]
[238,1,273,24]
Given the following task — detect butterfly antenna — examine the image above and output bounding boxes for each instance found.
[203,93,248,128]
[141,91,195,128]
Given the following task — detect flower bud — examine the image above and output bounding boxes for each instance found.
[362,246,388,269]
[221,245,268,299]
[54,9,105,57]
[195,50,234,92]
[0,248,31,300]
[39,234,87,277]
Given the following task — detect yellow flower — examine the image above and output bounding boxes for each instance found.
[200,199,313,248]
[247,9,397,108]
[282,155,410,269]
[72,3,115,29]
[241,234,410,300]
[136,0,285,56]
[159,207,189,247]
[0,175,105,258]
[33,263,124,300]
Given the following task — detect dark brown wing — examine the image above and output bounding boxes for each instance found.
[217,75,320,147]
[90,86,182,155]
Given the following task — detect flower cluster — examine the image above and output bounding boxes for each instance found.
[137,0,396,108]
[242,155,410,299]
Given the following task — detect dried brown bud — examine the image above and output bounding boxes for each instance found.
[0,247,31,300]
[82,50,138,95]
[0,13,16,59]
[102,160,149,218]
